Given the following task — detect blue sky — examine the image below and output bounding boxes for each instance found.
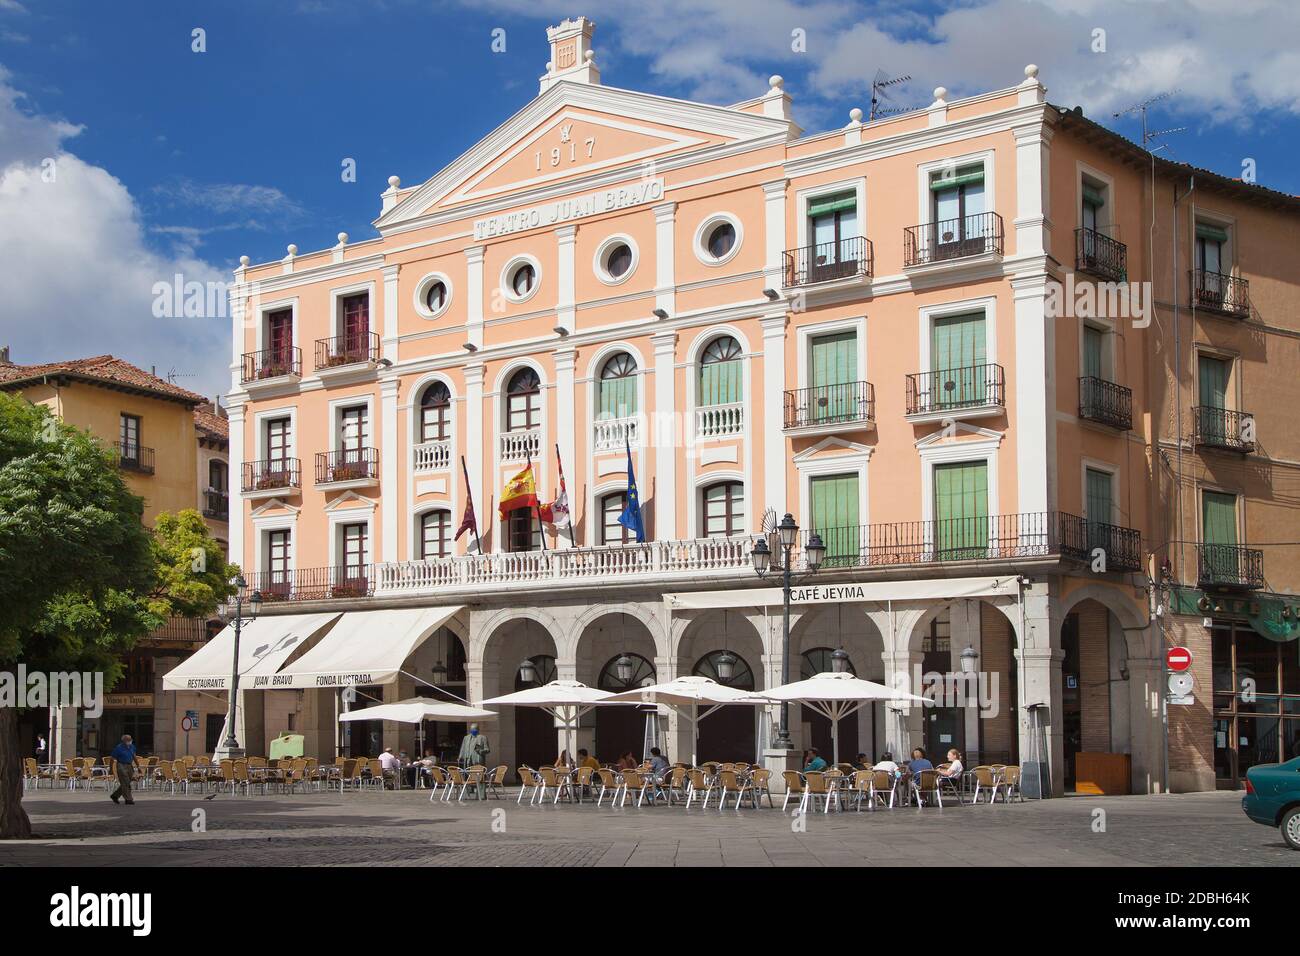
[1,0,1297,396]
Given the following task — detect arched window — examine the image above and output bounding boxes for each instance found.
[597,352,637,420]
[801,647,856,680]
[506,367,541,433]
[419,381,451,443]
[692,650,755,690]
[419,509,451,560]
[601,491,631,545]
[698,335,742,406]
[597,652,656,692]
[701,481,745,538]
[515,654,557,691]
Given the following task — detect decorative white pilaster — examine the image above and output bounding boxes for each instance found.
[760,314,788,517]
[380,378,400,562]
[650,330,677,539]
[554,345,577,546]
[464,362,486,552]
[1012,274,1054,514]
[652,202,676,316]
[761,179,787,291]
[381,263,399,363]
[227,403,246,569]
[1013,122,1052,259]
[465,245,485,350]
[555,225,577,335]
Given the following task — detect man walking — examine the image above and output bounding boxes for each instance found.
[110,734,136,805]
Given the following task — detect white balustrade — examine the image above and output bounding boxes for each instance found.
[413,439,451,472]
[373,535,754,597]
[592,416,639,452]
[694,402,744,439]
[500,429,541,463]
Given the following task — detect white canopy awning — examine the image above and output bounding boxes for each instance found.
[272,606,463,689]
[161,613,341,691]
[337,698,498,724]
[663,575,1021,610]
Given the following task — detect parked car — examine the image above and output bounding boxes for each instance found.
[1241,756,1300,850]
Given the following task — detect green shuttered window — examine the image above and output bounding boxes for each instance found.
[699,336,743,406]
[1083,325,1105,380]
[809,331,857,421]
[811,473,860,565]
[933,461,988,559]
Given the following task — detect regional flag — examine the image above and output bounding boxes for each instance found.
[497,462,538,519]
[616,438,645,543]
[538,444,571,531]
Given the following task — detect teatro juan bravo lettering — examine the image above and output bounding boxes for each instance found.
[473,177,664,239]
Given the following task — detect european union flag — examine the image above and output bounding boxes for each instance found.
[617,438,645,543]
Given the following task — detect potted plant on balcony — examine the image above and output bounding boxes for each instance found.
[256,468,292,491]
[330,576,368,598]
[329,458,369,482]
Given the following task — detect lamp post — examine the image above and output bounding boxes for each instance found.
[751,513,825,748]
[219,574,262,759]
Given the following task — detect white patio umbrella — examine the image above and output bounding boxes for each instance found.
[480,680,624,764]
[759,671,927,764]
[339,697,498,757]
[603,675,765,766]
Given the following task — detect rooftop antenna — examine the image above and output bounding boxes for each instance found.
[1112,91,1186,151]
[165,367,196,385]
[869,69,913,121]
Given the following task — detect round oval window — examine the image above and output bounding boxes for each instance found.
[605,243,632,279]
[425,280,447,313]
[510,263,536,296]
[706,222,736,260]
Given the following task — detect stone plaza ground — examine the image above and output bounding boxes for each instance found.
[1,787,1294,867]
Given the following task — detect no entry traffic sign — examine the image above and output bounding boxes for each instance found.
[1167,646,1194,672]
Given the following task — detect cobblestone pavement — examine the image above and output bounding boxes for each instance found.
[1,787,1294,867]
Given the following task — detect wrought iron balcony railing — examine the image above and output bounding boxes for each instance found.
[241,347,302,383]
[241,565,375,603]
[1193,406,1255,453]
[1078,377,1133,430]
[783,236,873,287]
[202,490,229,521]
[1197,544,1264,590]
[315,447,379,484]
[1075,227,1127,282]
[113,441,155,475]
[904,212,1004,267]
[241,458,301,493]
[1191,269,1250,318]
[1058,513,1142,572]
[314,331,379,370]
[906,364,1005,415]
[784,381,875,429]
[805,512,1060,569]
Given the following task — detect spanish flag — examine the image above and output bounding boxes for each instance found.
[497,461,538,519]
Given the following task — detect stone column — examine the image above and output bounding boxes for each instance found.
[464,245,485,350]
[760,314,787,520]
[882,649,924,758]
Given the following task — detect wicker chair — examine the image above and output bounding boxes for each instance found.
[912,769,943,807]
[516,766,540,804]
[803,771,840,814]
[618,769,650,808]
[684,768,713,809]
[749,767,774,808]
[714,769,752,811]
[780,770,805,812]
[485,765,509,799]
[594,768,624,807]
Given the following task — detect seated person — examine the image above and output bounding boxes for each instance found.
[907,747,934,775]
[647,747,670,778]
[938,748,964,780]
[577,748,601,771]
[554,750,573,769]
[871,751,900,773]
[615,751,638,771]
[802,748,828,773]
[378,747,402,788]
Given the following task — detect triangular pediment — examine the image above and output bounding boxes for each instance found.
[914,422,1004,449]
[376,81,791,232]
[792,436,874,463]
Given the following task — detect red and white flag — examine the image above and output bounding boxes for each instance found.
[538,444,571,532]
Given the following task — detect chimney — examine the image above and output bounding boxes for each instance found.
[539,17,600,94]
[0,346,10,365]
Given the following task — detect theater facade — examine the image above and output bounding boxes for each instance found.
[181,19,1300,794]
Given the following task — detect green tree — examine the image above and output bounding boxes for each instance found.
[0,394,236,838]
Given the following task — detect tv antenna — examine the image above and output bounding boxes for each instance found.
[164,367,196,385]
[869,69,913,121]
[1113,91,1186,151]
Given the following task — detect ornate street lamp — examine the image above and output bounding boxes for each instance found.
[517,657,538,685]
[615,654,636,684]
[960,645,980,675]
[219,574,261,759]
[750,513,824,748]
[714,650,737,682]
[830,647,851,673]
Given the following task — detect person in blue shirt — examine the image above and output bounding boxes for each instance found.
[908,747,934,774]
[802,748,828,773]
[109,734,137,805]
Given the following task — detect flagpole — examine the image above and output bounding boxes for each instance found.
[460,456,482,554]
[528,450,547,552]
[556,443,577,550]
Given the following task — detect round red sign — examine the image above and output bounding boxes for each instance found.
[1167,646,1193,672]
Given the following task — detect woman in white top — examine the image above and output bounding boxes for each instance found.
[938,748,964,779]
[871,751,900,773]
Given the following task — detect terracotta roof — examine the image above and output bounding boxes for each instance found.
[0,354,208,406]
[194,406,229,444]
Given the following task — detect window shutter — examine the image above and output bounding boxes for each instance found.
[1196,222,1229,243]
[699,359,742,406]
[1198,355,1229,410]
[1202,492,1238,548]
[1082,184,1105,207]
[807,191,857,216]
[1083,325,1104,380]
[930,166,985,191]
[811,474,859,563]
[1085,468,1113,524]
[933,461,988,557]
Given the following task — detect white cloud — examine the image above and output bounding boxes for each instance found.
[0,68,231,400]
